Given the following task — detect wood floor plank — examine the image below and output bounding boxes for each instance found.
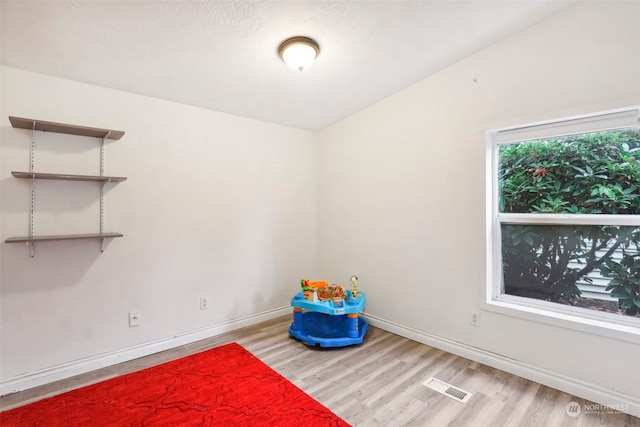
[495,379,544,426]
[1,315,637,426]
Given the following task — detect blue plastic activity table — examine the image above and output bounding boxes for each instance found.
[288,291,368,347]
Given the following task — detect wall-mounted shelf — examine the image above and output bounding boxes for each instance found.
[5,233,123,244]
[12,171,127,182]
[9,116,125,140]
[5,116,126,256]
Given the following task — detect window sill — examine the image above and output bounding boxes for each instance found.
[483,296,640,345]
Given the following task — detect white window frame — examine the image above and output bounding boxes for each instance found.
[485,107,640,344]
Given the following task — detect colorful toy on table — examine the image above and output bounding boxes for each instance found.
[300,278,346,303]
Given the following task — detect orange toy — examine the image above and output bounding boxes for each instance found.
[300,279,347,301]
[300,279,329,301]
[316,285,347,301]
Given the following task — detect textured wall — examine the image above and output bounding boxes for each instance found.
[317,0,640,406]
[0,67,317,381]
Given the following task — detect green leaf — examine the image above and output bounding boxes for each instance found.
[625,305,638,316]
[611,288,631,298]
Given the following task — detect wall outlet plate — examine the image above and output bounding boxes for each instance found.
[470,310,480,327]
[129,311,141,327]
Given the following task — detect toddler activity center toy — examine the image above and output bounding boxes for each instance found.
[289,275,368,347]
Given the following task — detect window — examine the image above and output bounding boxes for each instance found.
[487,108,640,328]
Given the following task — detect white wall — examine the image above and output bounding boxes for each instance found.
[0,66,317,384]
[2,0,640,416]
[317,0,640,413]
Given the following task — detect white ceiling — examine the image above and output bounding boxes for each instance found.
[1,0,574,131]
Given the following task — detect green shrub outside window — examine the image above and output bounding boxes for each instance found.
[498,128,640,317]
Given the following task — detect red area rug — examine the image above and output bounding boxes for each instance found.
[1,342,350,426]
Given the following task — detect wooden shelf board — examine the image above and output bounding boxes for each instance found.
[12,171,127,182]
[5,232,124,243]
[9,116,125,140]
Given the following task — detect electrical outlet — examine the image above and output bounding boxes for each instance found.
[470,310,480,327]
[129,311,141,327]
[200,296,209,310]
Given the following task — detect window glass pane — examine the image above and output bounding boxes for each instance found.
[501,224,640,317]
[498,128,640,214]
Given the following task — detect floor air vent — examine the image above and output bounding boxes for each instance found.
[423,377,472,403]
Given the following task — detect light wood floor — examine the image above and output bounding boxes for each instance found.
[1,315,637,426]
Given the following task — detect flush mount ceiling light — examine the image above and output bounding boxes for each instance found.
[278,36,319,72]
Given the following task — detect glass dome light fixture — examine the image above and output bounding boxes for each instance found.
[278,36,319,72]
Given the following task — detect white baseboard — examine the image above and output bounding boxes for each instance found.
[1,306,291,396]
[4,308,638,418]
[363,313,640,418]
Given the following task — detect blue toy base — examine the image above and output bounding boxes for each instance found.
[289,311,368,347]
